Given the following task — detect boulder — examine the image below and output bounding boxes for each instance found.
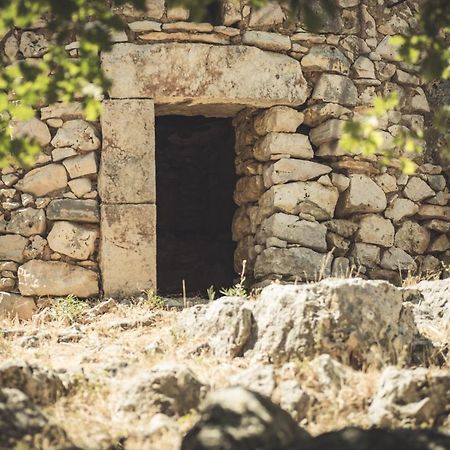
[18,260,99,297]
[254,133,313,161]
[301,45,350,74]
[0,208,46,237]
[254,106,304,135]
[0,293,36,320]
[51,120,100,151]
[47,221,98,260]
[263,159,331,186]
[181,387,311,450]
[356,214,394,247]
[312,74,357,106]
[16,164,68,196]
[0,235,28,263]
[46,199,99,223]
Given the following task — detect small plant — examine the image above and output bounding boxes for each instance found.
[206,285,216,301]
[220,260,248,298]
[51,294,87,324]
[144,289,167,309]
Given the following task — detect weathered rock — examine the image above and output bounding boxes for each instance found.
[46,199,99,223]
[0,293,36,320]
[394,221,430,254]
[47,221,98,260]
[417,205,450,221]
[234,176,265,205]
[19,32,48,57]
[259,182,339,220]
[0,235,28,262]
[258,213,327,251]
[312,74,357,106]
[429,234,450,252]
[357,215,394,247]
[309,354,348,391]
[385,198,419,222]
[51,120,100,151]
[68,177,92,198]
[254,133,313,161]
[404,177,435,202]
[11,119,51,147]
[40,102,84,120]
[254,107,304,135]
[181,387,311,450]
[117,363,205,418]
[16,164,68,196]
[263,159,331,186]
[62,152,97,179]
[381,247,417,272]
[337,174,387,215]
[303,103,351,127]
[278,380,310,421]
[352,56,376,79]
[177,297,253,358]
[0,362,66,406]
[242,31,291,52]
[230,364,276,397]
[369,367,450,427]
[113,0,165,19]
[254,247,332,281]
[353,243,381,268]
[18,260,99,297]
[250,280,415,366]
[375,36,399,61]
[301,45,350,74]
[249,1,285,27]
[0,208,46,237]
[310,119,345,146]
[102,44,309,110]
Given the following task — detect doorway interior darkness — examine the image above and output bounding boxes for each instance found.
[155,115,237,296]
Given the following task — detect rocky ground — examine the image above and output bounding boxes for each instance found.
[0,277,449,450]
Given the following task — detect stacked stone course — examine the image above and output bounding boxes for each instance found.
[0,0,449,305]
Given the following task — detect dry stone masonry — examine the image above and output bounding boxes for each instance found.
[0,0,449,305]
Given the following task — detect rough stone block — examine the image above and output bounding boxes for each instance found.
[242,31,291,52]
[254,106,304,135]
[51,120,101,151]
[0,208,46,237]
[46,199,99,223]
[0,293,36,320]
[0,235,28,262]
[357,215,394,247]
[254,133,313,161]
[301,45,350,74]
[63,152,97,179]
[312,74,357,106]
[263,159,331,186]
[16,164,68,197]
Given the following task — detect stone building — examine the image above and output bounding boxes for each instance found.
[0,0,449,306]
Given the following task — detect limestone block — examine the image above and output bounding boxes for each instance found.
[394,221,430,255]
[303,103,351,127]
[166,6,189,20]
[381,247,417,271]
[162,21,212,32]
[385,198,418,222]
[18,260,99,297]
[417,205,450,221]
[324,220,358,238]
[0,293,36,320]
[249,2,285,28]
[47,221,98,260]
[311,74,357,106]
[46,199,99,223]
[353,243,380,268]
[0,208,46,237]
[113,0,165,19]
[403,177,435,202]
[424,219,450,233]
[301,45,350,75]
[242,31,291,52]
[352,56,376,79]
[11,119,51,146]
[337,174,387,216]
[357,215,394,247]
[263,159,331,187]
[68,178,92,198]
[101,44,309,108]
[20,32,48,57]
[0,235,28,262]
[310,119,346,146]
[16,164,68,196]
[51,120,101,151]
[259,181,339,220]
[259,213,327,251]
[254,133,313,161]
[254,107,304,135]
[100,204,156,297]
[99,100,155,204]
[40,103,84,120]
[62,152,97,179]
[254,247,332,281]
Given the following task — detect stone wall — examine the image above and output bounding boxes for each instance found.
[0,0,449,303]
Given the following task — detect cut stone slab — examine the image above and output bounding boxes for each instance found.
[263,159,331,186]
[254,133,313,161]
[46,199,99,223]
[47,221,98,260]
[100,204,156,297]
[0,208,46,237]
[337,174,387,216]
[18,260,99,297]
[99,100,155,204]
[101,44,309,110]
[0,235,28,262]
[0,293,36,320]
[254,247,332,281]
[62,152,97,179]
[242,31,291,52]
[357,215,394,247]
[10,119,51,146]
[16,164,68,196]
[301,45,350,74]
[312,74,357,106]
[254,106,304,135]
[51,120,100,151]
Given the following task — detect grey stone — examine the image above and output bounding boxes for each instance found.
[381,247,417,271]
[230,364,275,397]
[51,120,100,151]
[301,45,350,74]
[0,208,46,237]
[46,199,99,223]
[312,74,357,106]
[394,221,430,255]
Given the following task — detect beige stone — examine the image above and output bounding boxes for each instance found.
[68,178,92,198]
[99,100,155,204]
[63,152,97,179]
[303,103,351,127]
[385,198,418,222]
[263,159,331,187]
[20,31,48,57]
[381,247,417,271]
[166,6,189,20]
[301,45,350,74]
[352,56,375,79]
[46,118,64,128]
[424,219,450,233]
[254,133,313,161]
[100,204,156,297]
[242,31,291,52]
[46,199,99,223]
[113,0,165,19]
[357,215,394,247]
[102,44,309,109]
[18,260,99,297]
[377,15,409,35]
[428,234,450,253]
[254,107,304,135]
[234,176,265,205]
[11,119,51,146]
[394,221,430,255]
[51,147,77,161]
[0,293,36,320]
[331,173,350,192]
[162,21,212,33]
[405,87,430,113]
[138,31,229,45]
[417,205,450,221]
[312,74,357,106]
[403,177,435,202]
[51,120,100,151]
[338,174,387,216]
[375,36,398,61]
[222,0,241,26]
[16,164,68,196]
[0,235,28,262]
[375,173,397,193]
[4,35,19,60]
[129,20,161,32]
[353,243,380,268]
[40,103,84,120]
[310,119,346,146]
[249,1,285,27]
[0,208,46,237]
[47,221,98,260]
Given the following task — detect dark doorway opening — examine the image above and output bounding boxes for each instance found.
[156,116,237,296]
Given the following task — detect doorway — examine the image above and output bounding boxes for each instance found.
[155,116,236,296]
